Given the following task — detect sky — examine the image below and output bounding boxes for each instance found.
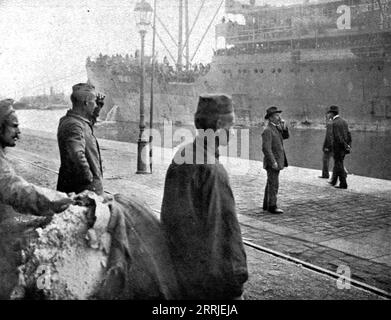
[0,0,304,98]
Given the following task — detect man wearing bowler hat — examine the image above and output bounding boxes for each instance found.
[161,94,248,300]
[327,105,352,189]
[57,83,105,195]
[262,106,289,214]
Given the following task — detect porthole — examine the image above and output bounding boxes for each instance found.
[254,69,258,73]
[278,68,282,73]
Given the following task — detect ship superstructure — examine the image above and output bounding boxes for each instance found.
[87,0,391,130]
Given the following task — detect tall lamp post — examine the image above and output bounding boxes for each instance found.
[134,0,153,174]
[149,0,157,173]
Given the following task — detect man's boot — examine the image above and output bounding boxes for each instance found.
[336,177,348,189]
[268,206,284,214]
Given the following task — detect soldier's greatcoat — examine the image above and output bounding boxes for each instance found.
[57,110,103,195]
[0,147,69,220]
[160,137,248,300]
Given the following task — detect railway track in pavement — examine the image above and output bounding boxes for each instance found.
[8,153,390,300]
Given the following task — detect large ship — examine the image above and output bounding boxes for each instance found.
[86,0,391,130]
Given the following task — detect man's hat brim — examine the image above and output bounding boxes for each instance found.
[327,105,339,114]
[265,110,282,119]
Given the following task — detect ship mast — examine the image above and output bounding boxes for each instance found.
[376,0,385,29]
[177,0,183,71]
[155,0,221,70]
[177,0,191,71]
[185,0,190,70]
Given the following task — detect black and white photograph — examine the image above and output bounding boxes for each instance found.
[0,0,390,307]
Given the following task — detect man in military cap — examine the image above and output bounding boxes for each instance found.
[327,105,352,189]
[0,99,72,299]
[262,106,289,214]
[56,83,104,195]
[161,94,248,300]
[0,99,72,219]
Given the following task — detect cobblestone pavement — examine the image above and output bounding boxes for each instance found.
[8,128,391,297]
[231,175,391,292]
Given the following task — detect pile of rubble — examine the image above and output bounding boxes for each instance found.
[3,192,180,300]
[11,195,112,300]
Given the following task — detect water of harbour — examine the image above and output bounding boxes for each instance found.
[16,109,391,181]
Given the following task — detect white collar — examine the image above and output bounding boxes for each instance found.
[333,115,340,120]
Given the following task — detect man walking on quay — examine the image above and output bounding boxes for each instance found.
[57,83,105,195]
[319,112,334,179]
[0,99,72,219]
[161,94,248,300]
[262,106,289,214]
[327,105,352,189]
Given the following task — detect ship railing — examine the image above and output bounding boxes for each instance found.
[215,37,389,57]
[225,27,305,45]
[224,29,391,49]
[224,25,292,37]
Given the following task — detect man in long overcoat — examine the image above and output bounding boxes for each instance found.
[160,94,248,300]
[327,105,352,189]
[57,83,104,195]
[319,112,334,179]
[262,106,289,214]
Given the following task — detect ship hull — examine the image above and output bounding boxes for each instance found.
[87,48,391,131]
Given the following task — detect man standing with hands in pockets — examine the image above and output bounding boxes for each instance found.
[262,106,289,214]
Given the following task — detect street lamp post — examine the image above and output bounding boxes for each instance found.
[149,0,157,173]
[134,0,153,174]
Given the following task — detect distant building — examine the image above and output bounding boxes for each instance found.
[19,88,69,109]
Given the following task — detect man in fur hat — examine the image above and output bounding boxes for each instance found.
[160,94,248,300]
[0,99,72,219]
[0,99,73,299]
[262,106,289,214]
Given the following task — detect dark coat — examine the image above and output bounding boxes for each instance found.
[262,123,289,170]
[57,110,103,195]
[323,120,333,152]
[160,138,248,300]
[331,116,352,157]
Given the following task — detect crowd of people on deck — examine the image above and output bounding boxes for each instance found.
[87,53,211,84]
